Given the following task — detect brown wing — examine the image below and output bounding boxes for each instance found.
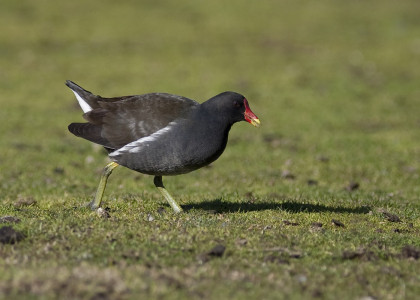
[81,93,199,149]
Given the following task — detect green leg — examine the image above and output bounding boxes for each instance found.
[154,176,183,213]
[89,161,119,210]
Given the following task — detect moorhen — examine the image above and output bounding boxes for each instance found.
[67,80,260,213]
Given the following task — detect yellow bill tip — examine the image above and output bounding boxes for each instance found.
[250,118,261,127]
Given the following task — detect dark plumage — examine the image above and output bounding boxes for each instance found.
[67,80,260,213]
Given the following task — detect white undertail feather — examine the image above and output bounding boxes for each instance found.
[72,90,92,113]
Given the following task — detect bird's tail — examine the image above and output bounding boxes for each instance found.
[66,80,99,113]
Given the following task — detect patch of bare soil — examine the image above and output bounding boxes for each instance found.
[379,209,401,223]
[331,219,345,227]
[283,220,299,226]
[14,196,37,208]
[309,222,324,233]
[342,248,377,261]
[0,265,129,299]
[197,244,226,263]
[0,226,25,244]
[341,245,420,261]
[400,245,420,260]
[262,247,303,264]
[0,216,21,224]
[345,181,360,191]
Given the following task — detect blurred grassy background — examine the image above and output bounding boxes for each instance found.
[1,0,420,299]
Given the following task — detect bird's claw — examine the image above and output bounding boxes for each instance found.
[83,200,98,211]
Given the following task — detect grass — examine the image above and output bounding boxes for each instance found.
[1,0,420,299]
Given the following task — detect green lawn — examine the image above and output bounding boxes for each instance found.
[1,0,420,299]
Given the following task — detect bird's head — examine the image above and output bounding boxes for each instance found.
[207,92,261,127]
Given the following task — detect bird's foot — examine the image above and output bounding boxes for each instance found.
[82,201,110,218]
[83,200,98,211]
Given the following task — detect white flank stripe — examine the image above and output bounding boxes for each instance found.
[72,90,92,113]
[110,121,177,157]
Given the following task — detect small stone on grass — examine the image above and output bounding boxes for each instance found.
[235,238,248,246]
[97,207,110,218]
[147,214,155,222]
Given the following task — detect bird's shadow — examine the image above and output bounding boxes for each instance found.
[183,198,370,214]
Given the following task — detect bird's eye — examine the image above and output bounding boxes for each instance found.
[233,100,241,108]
